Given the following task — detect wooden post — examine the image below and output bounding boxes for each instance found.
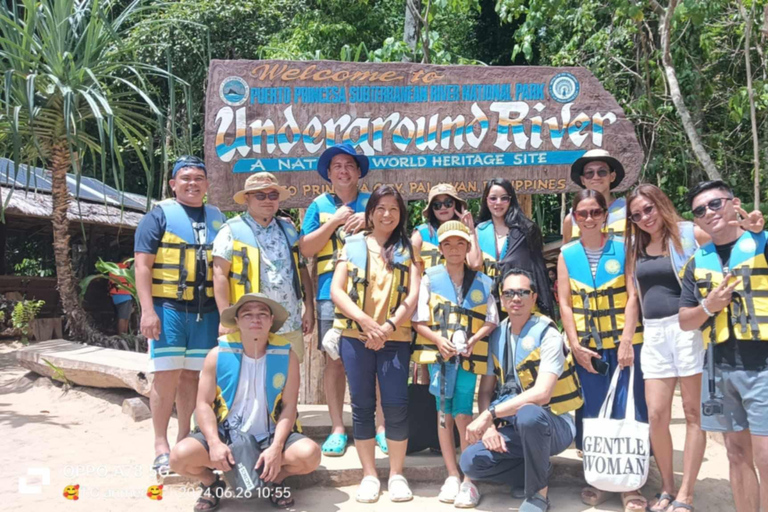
[518,193,533,218]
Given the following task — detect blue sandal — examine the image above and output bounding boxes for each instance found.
[321,433,348,457]
[375,432,388,455]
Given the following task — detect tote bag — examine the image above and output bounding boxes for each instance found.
[582,365,650,492]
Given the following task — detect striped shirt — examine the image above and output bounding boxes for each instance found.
[584,247,603,279]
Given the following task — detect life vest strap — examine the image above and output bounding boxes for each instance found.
[230,247,253,293]
[390,262,409,315]
[734,265,762,338]
[422,248,441,267]
[578,289,603,350]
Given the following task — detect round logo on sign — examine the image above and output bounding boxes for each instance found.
[549,72,580,103]
[272,372,286,390]
[605,259,621,275]
[739,237,757,253]
[470,289,485,304]
[521,335,536,352]
[219,76,248,107]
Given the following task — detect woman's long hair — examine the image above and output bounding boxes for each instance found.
[365,185,413,269]
[477,178,521,226]
[625,184,682,273]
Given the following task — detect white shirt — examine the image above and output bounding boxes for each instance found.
[227,354,273,440]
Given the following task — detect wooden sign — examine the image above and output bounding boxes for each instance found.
[205,59,642,210]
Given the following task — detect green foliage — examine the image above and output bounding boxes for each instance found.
[80,258,139,315]
[13,258,54,277]
[12,299,45,343]
[42,358,74,388]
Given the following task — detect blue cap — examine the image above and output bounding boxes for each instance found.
[172,155,207,178]
[316,143,369,182]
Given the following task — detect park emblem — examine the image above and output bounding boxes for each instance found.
[739,237,757,254]
[219,76,249,107]
[549,72,580,103]
[605,259,621,275]
[470,289,485,305]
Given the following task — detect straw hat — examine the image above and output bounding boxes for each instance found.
[437,220,472,244]
[423,183,467,219]
[220,293,289,332]
[233,173,291,205]
[570,149,625,189]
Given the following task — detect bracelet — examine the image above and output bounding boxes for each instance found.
[385,319,397,331]
[701,299,715,317]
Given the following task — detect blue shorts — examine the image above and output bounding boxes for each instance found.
[428,363,477,417]
[701,365,768,436]
[148,305,219,372]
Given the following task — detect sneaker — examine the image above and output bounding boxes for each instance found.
[438,476,462,503]
[454,482,480,508]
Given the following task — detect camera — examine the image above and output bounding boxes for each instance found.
[702,398,724,417]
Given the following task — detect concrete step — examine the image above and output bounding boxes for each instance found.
[296,404,352,441]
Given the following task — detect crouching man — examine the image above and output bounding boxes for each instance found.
[170,293,321,510]
[460,269,582,512]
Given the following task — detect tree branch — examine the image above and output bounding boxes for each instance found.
[739,0,761,207]
[660,0,721,180]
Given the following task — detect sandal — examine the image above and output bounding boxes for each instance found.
[356,475,381,503]
[667,501,695,512]
[194,477,226,511]
[152,453,170,475]
[621,491,647,512]
[649,492,676,512]
[375,432,388,455]
[581,486,609,506]
[520,492,550,512]
[321,433,348,457]
[388,474,413,502]
[269,481,295,509]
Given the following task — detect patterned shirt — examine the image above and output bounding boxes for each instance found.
[212,213,303,333]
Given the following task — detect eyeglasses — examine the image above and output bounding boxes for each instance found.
[488,195,511,203]
[501,289,533,299]
[692,197,733,219]
[629,204,655,223]
[247,191,280,201]
[573,208,606,221]
[583,169,610,179]
[431,198,455,210]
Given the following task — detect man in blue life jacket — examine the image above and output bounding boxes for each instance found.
[212,172,314,363]
[461,269,582,512]
[134,155,226,475]
[679,180,768,512]
[170,293,321,510]
[299,143,375,457]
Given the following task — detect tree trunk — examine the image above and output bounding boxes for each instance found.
[660,0,722,180]
[740,0,761,207]
[403,0,420,61]
[50,142,109,346]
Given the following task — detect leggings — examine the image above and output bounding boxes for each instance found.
[339,336,410,441]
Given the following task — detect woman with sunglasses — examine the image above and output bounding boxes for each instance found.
[476,179,555,316]
[331,185,420,503]
[623,184,709,512]
[412,183,481,273]
[557,189,647,512]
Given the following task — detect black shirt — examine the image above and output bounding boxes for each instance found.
[679,238,768,370]
[636,254,682,320]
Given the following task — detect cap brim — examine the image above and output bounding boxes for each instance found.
[317,147,370,182]
[438,232,472,244]
[233,186,291,205]
[570,156,625,189]
[220,295,289,332]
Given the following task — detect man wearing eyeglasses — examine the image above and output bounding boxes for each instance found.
[679,180,768,512]
[134,155,227,475]
[461,268,581,512]
[563,149,627,243]
[212,173,314,365]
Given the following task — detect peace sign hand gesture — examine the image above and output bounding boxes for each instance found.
[729,206,765,234]
[703,272,741,314]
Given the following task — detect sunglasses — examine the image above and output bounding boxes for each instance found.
[573,208,606,221]
[488,195,511,203]
[583,169,610,179]
[692,197,733,219]
[501,289,533,299]
[629,204,655,223]
[431,198,455,210]
[248,191,280,201]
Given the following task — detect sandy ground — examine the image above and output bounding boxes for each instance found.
[0,340,737,512]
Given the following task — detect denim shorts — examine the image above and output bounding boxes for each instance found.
[428,363,477,417]
[316,299,336,351]
[701,365,768,435]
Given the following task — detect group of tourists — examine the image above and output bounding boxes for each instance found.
[132,144,768,512]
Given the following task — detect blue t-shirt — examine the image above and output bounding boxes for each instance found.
[300,192,369,300]
[134,202,217,313]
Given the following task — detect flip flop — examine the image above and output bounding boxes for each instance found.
[269,481,295,509]
[621,491,647,512]
[375,432,388,455]
[194,477,226,511]
[321,433,348,457]
[667,501,695,512]
[152,453,170,475]
[649,492,676,512]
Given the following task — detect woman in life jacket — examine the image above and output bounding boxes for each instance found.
[625,184,709,512]
[557,189,647,512]
[330,185,421,503]
[411,183,482,274]
[475,178,554,317]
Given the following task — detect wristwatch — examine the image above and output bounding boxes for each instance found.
[488,404,497,420]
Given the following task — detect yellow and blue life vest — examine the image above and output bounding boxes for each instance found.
[415,223,443,270]
[571,196,626,239]
[314,192,370,281]
[151,199,226,301]
[477,220,508,284]
[226,215,302,304]
[412,264,494,375]
[561,236,643,350]
[489,313,583,415]
[332,233,412,342]
[212,332,301,432]
[691,230,768,346]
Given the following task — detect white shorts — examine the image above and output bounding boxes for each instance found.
[641,314,704,379]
